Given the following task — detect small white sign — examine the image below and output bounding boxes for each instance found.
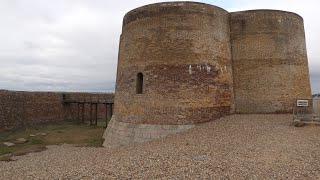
[297,100,309,107]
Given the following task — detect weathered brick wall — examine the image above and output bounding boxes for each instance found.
[104,2,313,147]
[230,10,311,113]
[0,90,114,131]
[115,2,235,125]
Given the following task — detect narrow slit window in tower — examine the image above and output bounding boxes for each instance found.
[136,72,143,94]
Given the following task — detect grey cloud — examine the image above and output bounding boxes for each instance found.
[309,57,320,94]
[0,0,170,92]
[0,0,318,93]
[310,72,320,94]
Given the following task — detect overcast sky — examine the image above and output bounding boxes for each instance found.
[0,0,319,94]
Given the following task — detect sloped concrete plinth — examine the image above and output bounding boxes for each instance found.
[102,116,195,147]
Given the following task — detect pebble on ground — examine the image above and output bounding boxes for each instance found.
[0,114,320,179]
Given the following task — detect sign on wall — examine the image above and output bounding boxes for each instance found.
[297,99,309,107]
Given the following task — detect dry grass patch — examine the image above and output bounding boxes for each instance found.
[0,121,106,161]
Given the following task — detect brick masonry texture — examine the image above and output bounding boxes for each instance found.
[102,116,194,147]
[115,2,234,125]
[231,10,311,113]
[103,2,312,147]
[0,90,114,131]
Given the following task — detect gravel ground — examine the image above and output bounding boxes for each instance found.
[1,114,320,179]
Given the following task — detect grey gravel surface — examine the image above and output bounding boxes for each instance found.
[1,114,320,179]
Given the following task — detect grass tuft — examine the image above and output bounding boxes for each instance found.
[0,120,106,160]
[30,138,44,145]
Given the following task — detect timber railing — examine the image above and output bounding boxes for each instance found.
[62,94,114,127]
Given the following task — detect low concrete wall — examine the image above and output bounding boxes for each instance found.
[0,90,114,131]
[102,116,195,147]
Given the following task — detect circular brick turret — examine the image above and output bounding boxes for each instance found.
[104,2,312,147]
[230,10,311,113]
[115,2,234,125]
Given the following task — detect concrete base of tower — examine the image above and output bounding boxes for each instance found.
[102,116,195,147]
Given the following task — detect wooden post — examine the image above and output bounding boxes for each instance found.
[77,103,80,124]
[90,102,93,125]
[64,95,114,126]
[95,103,98,125]
[105,103,108,128]
[82,103,85,123]
[110,103,113,117]
[81,95,85,124]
